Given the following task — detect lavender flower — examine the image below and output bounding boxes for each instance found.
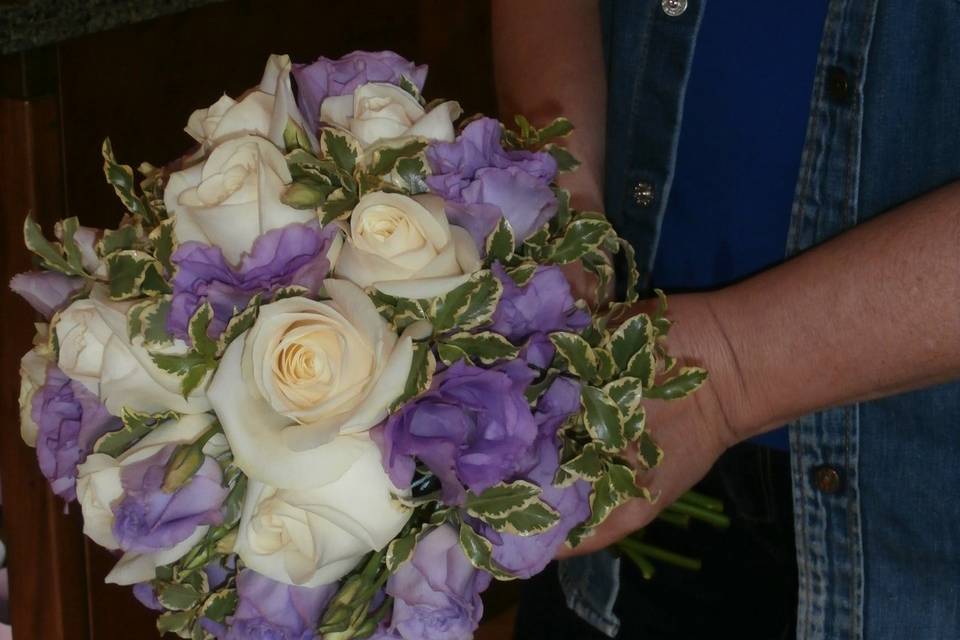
[293,51,428,134]
[31,365,120,501]
[10,271,85,319]
[375,360,538,505]
[490,263,590,343]
[168,222,335,341]
[204,569,336,640]
[426,118,558,244]
[379,525,490,640]
[111,445,227,553]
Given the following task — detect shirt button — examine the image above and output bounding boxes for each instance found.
[632,181,656,207]
[813,465,843,494]
[661,0,688,17]
[826,66,852,104]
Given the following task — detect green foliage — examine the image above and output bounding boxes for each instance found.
[484,217,516,265]
[94,408,180,457]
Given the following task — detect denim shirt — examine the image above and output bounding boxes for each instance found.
[559,1,960,637]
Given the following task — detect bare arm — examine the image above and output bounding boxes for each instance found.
[491,0,606,211]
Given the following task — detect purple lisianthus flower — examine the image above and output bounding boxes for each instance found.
[168,222,335,341]
[490,263,590,344]
[203,569,336,640]
[375,360,538,505]
[426,117,558,244]
[379,525,491,640]
[293,51,428,134]
[132,582,163,611]
[111,445,227,553]
[10,271,85,319]
[31,365,121,501]
[482,376,590,577]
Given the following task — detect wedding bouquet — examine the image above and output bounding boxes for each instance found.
[12,51,705,639]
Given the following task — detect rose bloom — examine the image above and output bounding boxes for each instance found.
[165,135,316,266]
[55,285,210,416]
[320,82,461,147]
[208,279,414,489]
[235,434,409,587]
[335,192,480,298]
[185,53,314,152]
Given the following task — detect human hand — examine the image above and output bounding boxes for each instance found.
[557,294,744,557]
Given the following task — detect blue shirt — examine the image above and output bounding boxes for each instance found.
[651,0,828,449]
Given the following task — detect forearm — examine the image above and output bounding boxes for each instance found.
[491,0,606,209]
[671,181,960,442]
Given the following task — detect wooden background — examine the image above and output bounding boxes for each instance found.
[0,1,517,638]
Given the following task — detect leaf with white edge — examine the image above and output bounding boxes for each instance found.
[102,138,155,224]
[442,331,518,364]
[606,462,642,499]
[457,522,515,581]
[273,285,309,300]
[550,188,572,232]
[523,369,558,405]
[636,431,663,470]
[106,250,168,300]
[198,589,238,623]
[395,156,429,194]
[485,217,515,264]
[216,295,261,356]
[57,217,87,275]
[156,610,193,636]
[603,377,643,414]
[549,332,597,381]
[548,214,613,264]
[623,406,646,442]
[151,351,214,398]
[626,346,656,388]
[465,480,541,519]
[608,313,654,371]
[95,408,180,457]
[157,582,202,611]
[431,270,502,332]
[319,187,359,225]
[561,442,606,482]
[506,262,538,286]
[385,525,431,572]
[594,347,615,382]
[581,250,615,299]
[586,473,620,527]
[389,342,436,411]
[100,224,140,256]
[320,128,359,173]
[437,343,471,366]
[142,298,174,346]
[545,143,581,172]
[521,226,550,260]
[537,117,574,142]
[618,238,640,303]
[188,303,217,357]
[652,288,672,336]
[149,219,175,273]
[398,75,426,105]
[645,366,708,400]
[485,499,561,536]
[581,385,626,452]
[366,139,427,175]
[23,217,74,274]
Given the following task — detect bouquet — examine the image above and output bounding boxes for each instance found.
[12,51,706,639]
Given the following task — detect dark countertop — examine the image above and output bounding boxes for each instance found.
[0,0,227,55]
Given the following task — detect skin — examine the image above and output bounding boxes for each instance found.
[492,0,960,556]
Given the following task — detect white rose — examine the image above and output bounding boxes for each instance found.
[55,285,210,415]
[236,433,409,586]
[320,82,462,147]
[208,279,414,489]
[186,54,315,152]
[336,192,480,298]
[165,135,316,265]
[18,345,50,447]
[75,413,220,585]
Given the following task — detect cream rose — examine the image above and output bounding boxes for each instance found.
[320,82,461,147]
[75,413,221,585]
[235,433,409,587]
[55,285,210,416]
[335,192,480,298]
[207,279,414,489]
[19,343,50,447]
[165,135,316,265]
[186,54,314,152]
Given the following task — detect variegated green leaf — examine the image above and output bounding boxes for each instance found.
[561,442,606,482]
[197,588,238,624]
[366,139,427,175]
[149,219,175,273]
[608,313,654,371]
[606,462,642,499]
[465,480,540,519]
[485,499,560,536]
[618,238,640,303]
[548,213,612,264]
[603,377,644,413]
[389,342,436,411]
[581,385,626,452]
[23,216,75,275]
[645,366,708,400]
[441,331,518,364]
[549,332,598,381]
[431,270,502,332]
[156,582,203,611]
[485,217,515,264]
[99,223,140,256]
[594,347,615,382]
[320,128,360,173]
[458,522,515,581]
[156,611,193,636]
[437,342,471,366]
[102,138,156,225]
[216,295,261,356]
[94,408,180,457]
[506,261,538,286]
[188,303,217,357]
[623,406,647,442]
[626,346,657,388]
[636,430,663,470]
